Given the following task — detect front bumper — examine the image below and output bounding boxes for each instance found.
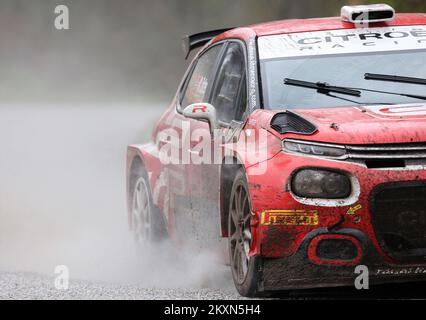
[246,151,426,289]
[261,228,426,291]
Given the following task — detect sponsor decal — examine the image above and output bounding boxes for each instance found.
[192,105,207,113]
[376,267,426,275]
[365,103,426,120]
[347,204,363,215]
[261,210,318,226]
[258,25,426,59]
[247,37,258,110]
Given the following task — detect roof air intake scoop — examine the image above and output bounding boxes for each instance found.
[341,4,395,24]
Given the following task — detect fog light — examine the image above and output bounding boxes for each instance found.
[291,169,351,199]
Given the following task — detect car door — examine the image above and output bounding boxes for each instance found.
[168,43,225,243]
[185,41,248,249]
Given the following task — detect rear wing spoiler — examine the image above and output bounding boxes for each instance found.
[182,28,234,59]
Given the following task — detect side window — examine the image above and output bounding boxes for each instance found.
[211,42,246,123]
[181,45,223,108]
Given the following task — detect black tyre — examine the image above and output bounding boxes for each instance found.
[131,165,167,247]
[228,169,262,297]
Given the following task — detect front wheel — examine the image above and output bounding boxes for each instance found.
[228,169,262,297]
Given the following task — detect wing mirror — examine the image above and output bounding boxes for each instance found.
[182,103,219,138]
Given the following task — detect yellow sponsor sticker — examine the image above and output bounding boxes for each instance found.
[261,210,319,226]
[346,204,363,215]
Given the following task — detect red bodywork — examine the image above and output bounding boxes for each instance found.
[127,14,426,290]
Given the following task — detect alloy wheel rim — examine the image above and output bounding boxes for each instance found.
[132,177,152,244]
[229,182,252,284]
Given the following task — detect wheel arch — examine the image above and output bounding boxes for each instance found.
[126,143,162,227]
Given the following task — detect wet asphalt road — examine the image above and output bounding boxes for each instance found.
[0,272,244,300]
[1,272,426,300]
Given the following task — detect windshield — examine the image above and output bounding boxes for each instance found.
[259,26,426,109]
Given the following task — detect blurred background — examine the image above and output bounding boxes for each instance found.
[0,0,424,290]
[0,0,424,104]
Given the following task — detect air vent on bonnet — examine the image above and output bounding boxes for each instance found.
[270,111,317,135]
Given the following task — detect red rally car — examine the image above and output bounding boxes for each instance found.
[127,4,426,296]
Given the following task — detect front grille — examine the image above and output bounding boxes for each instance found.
[346,143,426,160]
[371,181,426,263]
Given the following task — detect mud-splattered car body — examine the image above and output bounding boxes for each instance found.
[127,7,426,294]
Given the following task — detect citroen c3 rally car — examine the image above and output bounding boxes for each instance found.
[127,4,426,296]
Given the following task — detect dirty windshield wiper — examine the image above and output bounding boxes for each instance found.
[365,73,426,86]
[284,78,361,97]
[284,78,426,102]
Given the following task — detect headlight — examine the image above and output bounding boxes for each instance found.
[283,140,346,158]
[291,169,351,199]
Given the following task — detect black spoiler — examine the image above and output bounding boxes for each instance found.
[182,27,234,59]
